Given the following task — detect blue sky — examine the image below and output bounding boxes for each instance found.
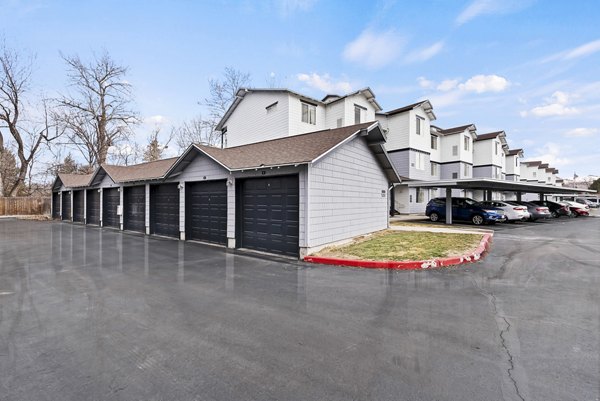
[3,0,600,176]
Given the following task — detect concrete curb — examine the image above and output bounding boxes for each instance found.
[304,233,494,270]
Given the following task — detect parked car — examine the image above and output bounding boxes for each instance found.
[588,200,600,208]
[478,200,530,222]
[506,201,551,221]
[563,200,590,217]
[575,198,599,208]
[531,200,572,218]
[425,197,506,225]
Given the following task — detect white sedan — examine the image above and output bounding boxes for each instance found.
[478,200,530,222]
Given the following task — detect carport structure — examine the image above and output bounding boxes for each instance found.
[406,178,595,224]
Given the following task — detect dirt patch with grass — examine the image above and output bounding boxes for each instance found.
[315,230,483,262]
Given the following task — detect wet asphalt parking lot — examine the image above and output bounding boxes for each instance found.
[0,214,598,401]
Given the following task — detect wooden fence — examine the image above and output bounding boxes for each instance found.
[0,197,51,216]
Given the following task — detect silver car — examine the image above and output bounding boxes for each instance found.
[479,200,530,222]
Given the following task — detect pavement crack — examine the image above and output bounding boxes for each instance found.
[470,276,526,401]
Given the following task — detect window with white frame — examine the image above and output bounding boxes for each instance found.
[464,136,470,151]
[452,172,458,179]
[452,145,458,156]
[354,104,366,124]
[495,141,499,155]
[416,188,425,203]
[416,116,424,135]
[431,135,438,150]
[415,152,425,170]
[301,102,316,125]
[463,163,469,177]
[532,171,537,177]
[515,158,518,167]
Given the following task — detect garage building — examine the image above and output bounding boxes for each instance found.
[52,122,400,258]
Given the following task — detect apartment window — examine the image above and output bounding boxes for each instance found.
[416,116,424,135]
[452,172,458,179]
[415,152,425,170]
[354,104,366,124]
[430,135,438,150]
[431,163,438,176]
[452,145,458,156]
[416,188,425,203]
[495,141,499,155]
[301,102,316,125]
[463,164,469,177]
[515,158,518,167]
[464,136,470,151]
[532,171,537,177]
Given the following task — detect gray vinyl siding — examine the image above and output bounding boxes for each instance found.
[308,136,388,248]
[409,150,432,180]
[387,150,409,178]
[440,162,461,179]
[473,165,493,178]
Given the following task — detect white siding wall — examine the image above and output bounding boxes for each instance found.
[505,155,520,176]
[380,112,410,151]
[324,100,346,128]
[288,95,327,136]
[410,108,432,153]
[308,136,388,248]
[342,94,377,125]
[225,92,290,147]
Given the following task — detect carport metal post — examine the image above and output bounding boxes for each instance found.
[516,192,522,202]
[445,188,452,225]
[539,193,544,201]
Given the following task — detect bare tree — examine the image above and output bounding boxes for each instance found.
[176,67,251,149]
[174,116,220,150]
[0,44,62,196]
[143,125,173,162]
[55,51,139,167]
[204,67,251,122]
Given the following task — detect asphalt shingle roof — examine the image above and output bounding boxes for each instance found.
[195,122,375,170]
[57,173,94,188]
[102,157,178,183]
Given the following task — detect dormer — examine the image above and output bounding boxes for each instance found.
[436,124,477,165]
[473,131,509,178]
[376,100,436,153]
[505,148,524,180]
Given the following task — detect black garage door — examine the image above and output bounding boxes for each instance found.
[124,186,146,232]
[150,183,180,238]
[238,175,299,257]
[186,180,227,244]
[61,191,71,220]
[103,188,120,228]
[52,192,61,219]
[73,190,84,223]
[86,189,100,225]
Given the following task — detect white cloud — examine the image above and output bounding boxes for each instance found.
[297,73,352,93]
[564,128,598,137]
[424,91,465,108]
[458,74,510,93]
[455,0,533,26]
[528,142,572,167]
[520,91,580,117]
[343,29,406,69]
[544,38,600,62]
[274,0,317,17]
[437,79,459,92]
[417,76,434,89]
[406,41,444,63]
[420,75,509,95]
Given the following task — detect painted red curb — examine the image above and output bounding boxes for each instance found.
[304,233,493,270]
